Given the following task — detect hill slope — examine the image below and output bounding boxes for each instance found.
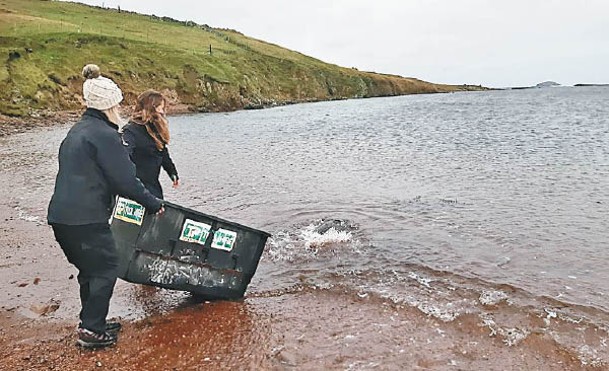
[0,0,484,117]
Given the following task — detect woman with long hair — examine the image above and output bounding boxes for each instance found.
[122,90,179,199]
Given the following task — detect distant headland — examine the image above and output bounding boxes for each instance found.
[0,0,486,128]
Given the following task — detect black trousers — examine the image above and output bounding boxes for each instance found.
[51,223,119,334]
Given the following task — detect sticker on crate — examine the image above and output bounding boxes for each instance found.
[179,219,212,245]
[211,228,237,251]
[113,197,145,225]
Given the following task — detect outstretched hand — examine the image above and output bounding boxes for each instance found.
[170,174,180,189]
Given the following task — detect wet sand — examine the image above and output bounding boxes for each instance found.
[0,201,592,370]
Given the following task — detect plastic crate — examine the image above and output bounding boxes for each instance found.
[110,197,270,300]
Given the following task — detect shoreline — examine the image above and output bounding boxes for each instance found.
[0,106,192,138]
[0,291,591,370]
[0,89,487,138]
[0,164,595,370]
[0,111,81,137]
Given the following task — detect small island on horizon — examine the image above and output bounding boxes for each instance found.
[508,80,608,90]
[573,83,609,87]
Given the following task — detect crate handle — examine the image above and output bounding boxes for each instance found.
[168,238,177,255]
[201,246,210,261]
[231,253,240,269]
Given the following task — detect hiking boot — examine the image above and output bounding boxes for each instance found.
[78,321,122,335]
[76,327,116,349]
[105,321,122,335]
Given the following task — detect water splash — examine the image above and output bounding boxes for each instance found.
[301,226,352,250]
[265,219,357,263]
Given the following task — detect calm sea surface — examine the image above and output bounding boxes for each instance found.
[167,87,609,312]
[2,86,609,360]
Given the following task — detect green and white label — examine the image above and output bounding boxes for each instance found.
[211,228,237,251]
[113,197,145,225]
[179,219,212,245]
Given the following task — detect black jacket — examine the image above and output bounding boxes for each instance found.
[48,109,162,225]
[122,121,178,199]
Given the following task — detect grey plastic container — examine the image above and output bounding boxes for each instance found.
[110,197,270,300]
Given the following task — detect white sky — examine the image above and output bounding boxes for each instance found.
[67,0,609,88]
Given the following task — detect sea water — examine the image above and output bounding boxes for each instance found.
[2,86,608,365]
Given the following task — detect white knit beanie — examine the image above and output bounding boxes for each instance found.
[82,64,123,110]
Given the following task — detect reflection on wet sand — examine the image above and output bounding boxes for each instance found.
[129,284,189,318]
[80,298,273,370]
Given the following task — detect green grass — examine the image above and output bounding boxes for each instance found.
[0,0,485,117]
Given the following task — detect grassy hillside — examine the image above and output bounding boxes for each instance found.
[0,0,485,117]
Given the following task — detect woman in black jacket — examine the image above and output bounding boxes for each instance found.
[48,65,163,349]
[122,90,179,199]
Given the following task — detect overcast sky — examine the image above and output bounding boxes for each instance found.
[68,0,609,88]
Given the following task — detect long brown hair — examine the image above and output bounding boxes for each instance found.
[131,90,170,150]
